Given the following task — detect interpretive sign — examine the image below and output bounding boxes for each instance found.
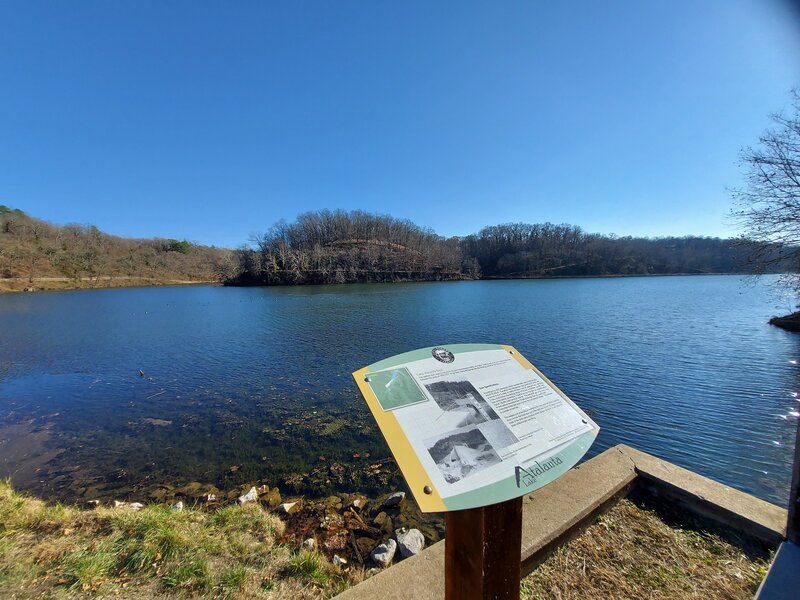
[353,344,599,513]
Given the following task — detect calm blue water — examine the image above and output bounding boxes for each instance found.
[0,276,797,505]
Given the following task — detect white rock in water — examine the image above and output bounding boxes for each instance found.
[302,538,316,550]
[382,491,405,507]
[370,539,397,567]
[396,528,425,558]
[238,486,258,505]
[171,501,184,512]
[333,554,348,567]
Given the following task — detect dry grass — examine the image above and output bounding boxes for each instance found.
[521,499,771,600]
[0,481,358,599]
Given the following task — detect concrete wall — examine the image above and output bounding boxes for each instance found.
[335,444,786,600]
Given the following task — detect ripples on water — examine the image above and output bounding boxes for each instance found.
[0,275,797,505]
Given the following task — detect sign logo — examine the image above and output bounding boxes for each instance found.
[515,456,564,488]
[431,347,455,363]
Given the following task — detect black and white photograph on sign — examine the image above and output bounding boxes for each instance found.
[425,380,500,426]
[478,418,519,450]
[425,379,520,449]
[425,427,502,484]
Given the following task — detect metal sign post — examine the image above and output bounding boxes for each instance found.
[353,344,598,597]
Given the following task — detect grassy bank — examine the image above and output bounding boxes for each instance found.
[0,482,359,599]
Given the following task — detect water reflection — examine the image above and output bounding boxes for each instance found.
[0,276,797,505]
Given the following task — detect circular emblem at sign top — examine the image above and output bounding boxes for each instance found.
[431,347,455,363]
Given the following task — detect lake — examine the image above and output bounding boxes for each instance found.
[0,275,797,507]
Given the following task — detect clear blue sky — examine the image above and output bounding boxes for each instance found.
[1,1,799,247]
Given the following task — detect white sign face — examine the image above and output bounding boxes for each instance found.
[353,344,599,512]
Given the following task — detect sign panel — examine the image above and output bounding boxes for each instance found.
[353,344,599,512]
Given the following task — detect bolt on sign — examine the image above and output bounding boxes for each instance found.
[353,344,599,513]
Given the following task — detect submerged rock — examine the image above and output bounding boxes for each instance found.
[396,528,424,557]
[238,486,258,505]
[177,481,204,497]
[370,539,397,567]
[348,494,368,510]
[325,495,343,510]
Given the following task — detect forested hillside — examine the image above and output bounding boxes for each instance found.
[460,223,758,277]
[1,206,785,293]
[228,211,771,286]
[231,209,468,285]
[0,205,233,290]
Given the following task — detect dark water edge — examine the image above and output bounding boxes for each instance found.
[0,275,798,511]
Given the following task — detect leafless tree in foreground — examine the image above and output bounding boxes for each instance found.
[732,90,800,293]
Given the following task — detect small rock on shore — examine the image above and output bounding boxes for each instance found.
[370,539,397,567]
[396,527,424,557]
[382,491,405,507]
[238,486,258,505]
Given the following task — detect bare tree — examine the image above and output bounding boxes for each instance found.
[731,90,800,290]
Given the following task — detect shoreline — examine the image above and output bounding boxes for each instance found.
[0,271,770,295]
[0,277,219,294]
[0,478,439,590]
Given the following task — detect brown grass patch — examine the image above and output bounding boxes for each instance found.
[521,499,771,600]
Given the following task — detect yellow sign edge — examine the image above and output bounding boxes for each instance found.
[352,366,447,512]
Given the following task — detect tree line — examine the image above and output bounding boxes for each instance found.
[227,210,779,286]
[2,205,789,291]
[0,205,233,286]
[460,222,761,277]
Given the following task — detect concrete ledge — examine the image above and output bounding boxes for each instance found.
[335,444,788,599]
[618,444,786,546]
[519,445,636,575]
[335,446,636,600]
